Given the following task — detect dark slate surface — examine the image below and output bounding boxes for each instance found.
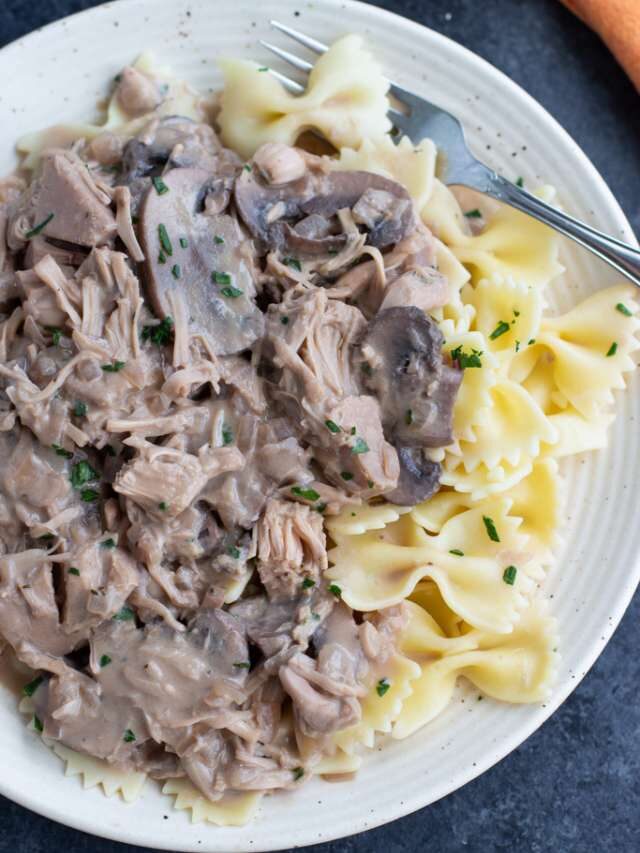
[0,1,638,851]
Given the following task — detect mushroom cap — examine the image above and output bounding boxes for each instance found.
[139,166,264,356]
[386,447,442,505]
[361,306,462,448]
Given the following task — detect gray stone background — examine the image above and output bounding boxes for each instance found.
[0,1,638,851]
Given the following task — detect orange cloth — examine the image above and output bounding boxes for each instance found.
[561,0,640,90]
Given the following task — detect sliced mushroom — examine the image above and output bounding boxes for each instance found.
[361,306,462,448]
[139,167,264,355]
[386,447,441,505]
[234,144,416,255]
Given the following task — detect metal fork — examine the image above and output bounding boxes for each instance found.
[261,21,640,287]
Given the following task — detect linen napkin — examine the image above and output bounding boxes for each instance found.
[561,0,640,90]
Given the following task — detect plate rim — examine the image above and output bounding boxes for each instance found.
[0,0,638,848]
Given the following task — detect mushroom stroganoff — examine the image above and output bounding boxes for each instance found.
[0,36,637,825]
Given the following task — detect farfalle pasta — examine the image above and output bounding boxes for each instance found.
[1,31,637,829]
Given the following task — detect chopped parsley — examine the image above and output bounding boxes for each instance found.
[292,767,304,781]
[328,583,342,599]
[528,338,536,345]
[171,264,181,279]
[23,676,44,697]
[52,443,73,459]
[281,316,289,325]
[99,654,112,668]
[302,577,316,589]
[325,419,341,434]
[70,461,98,489]
[101,538,117,550]
[258,66,269,72]
[464,209,482,219]
[450,345,482,369]
[113,606,134,621]
[214,235,225,245]
[243,164,252,172]
[101,361,126,372]
[68,567,80,576]
[179,237,188,249]
[233,661,251,669]
[158,223,173,256]
[227,545,241,559]
[489,320,511,340]
[340,471,354,481]
[73,400,88,418]
[405,409,413,425]
[212,270,231,285]
[516,176,524,188]
[142,315,174,345]
[351,437,369,454]
[449,549,464,556]
[220,285,244,298]
[367,479,374,489]
[33,715,44,733]
[282,256,302,272]
[80,488,99,502]
[515,340,521,352]
[158,251,166,264]
[46,326,62,346]
[152,176,169,195]
[158,501,168,511]
[291,486,321,502]
[606,341,618,357]
[376,678,391,697]
[314,502,327,514]
[503,565,518,585]
[222,425,234,446]
[482,515,500,543]
[25,213,54,239]
[350,426,356,435]
[123,729,136,743]
[616,302,632,317]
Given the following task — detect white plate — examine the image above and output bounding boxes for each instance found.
[0,1,638,850]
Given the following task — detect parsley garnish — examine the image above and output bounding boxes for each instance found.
[302,578,316,589]
[243,164,252,173]
[227,545,241,559]
[142,315,174,345]
[516,176,524,188]
[152,176,169,195]
[52,443,73,459]
[179,237,188,249]
[33,715,44,733]
[328,583,342,599]
[212,271,231,285]
[171,264,181,279]
[489,320,511,340]
[158,223,173,256]
[482,515,500,542]
[158,501,168,511]
[282,256,302,272]
[376,678,391,697]
[46,326,62,346]
[214,235,225,244]
[352,437,369,454]
[222,425,234,446]
[99,654,112,667]
[23,676,44,697]
[340,471,354,481]
[503,565,518,585]
[25,213,54,239]
[465,209,482,219]
[73,400,87,418]
[68,567,80,576]
[258,66,269,72]
[101,361,126,372]
[450,345,482,368]
[220,286,244,298]
[315,502,327,514]
[606,341,618,357]
[123,729,136,743]
[233,661,251,669]
[101,538,117,550]
[528,338,536,345]
[292,767,304,781]
[281,316,289,325]
[158,251,166,264]
[113,606,134,620]
[325,419,341,433]
[449,549,464,556]
[70,461,98,489]
[405,409,413,425]
[616,303,632,316]
[291,486,321,502]
[80,488,99,502]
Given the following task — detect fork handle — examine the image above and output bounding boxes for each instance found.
[481,174,640,287]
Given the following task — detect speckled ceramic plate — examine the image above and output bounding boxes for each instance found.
[0,0,638,849]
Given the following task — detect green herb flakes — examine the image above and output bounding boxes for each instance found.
[99,654,112,668]
[113,606,134,621]
[68,567,80,576]
[158,501,168,511]
[503,565,518,585]
[70,461,98,489]
[606,341,618,357]
[291,486,321,502]
[171,264,181,279]
[142,315,174,345]
[25,213,54,239]
[482,515,500,542]
[101,538,117,550]
[212,270,231,285]
[33,715,44,733]
[450,345,482,369]
[292,767,304,781]
[222,425,234,446]
[376,678,391,697]
[352,437,369,454]
[220,286,244,298]
[464,209,482,219]
[46,326,62,346]
[281,316,289,325]
[152,176,169,196]
[227,545,241,559]
[101,361,126,372]
[52,443,73,459]
[325,419,341,434]
[23,676,44,697]
[489,320,511,341]
[616,302,632,316]
[243,164,252,172]
[449,549,464,556]
[80,488,99,502]
[73,400,88,418]
[405,409,413,425]
[328,583,342,599]
[179,237,189,249]
[123,729,136,743]
[158,223,173,256]
[234,661,251,669]
[158,251,166,264]
[282,256,302,272]
[516,176,524,188]
[302,577,316,589]
[214,235,225,244]
[340,471,354,481]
